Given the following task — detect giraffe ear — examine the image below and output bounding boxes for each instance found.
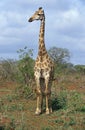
[39,7,42,10]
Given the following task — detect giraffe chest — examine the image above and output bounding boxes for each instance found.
[34,56,54,79]
[34,59,53,70]
[34,55,53,69]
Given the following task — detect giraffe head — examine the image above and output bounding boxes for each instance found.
[28,7,45,22]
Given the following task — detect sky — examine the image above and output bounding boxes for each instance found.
[0,0,85,65]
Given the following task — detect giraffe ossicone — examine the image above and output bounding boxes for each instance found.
[28,7,54,115]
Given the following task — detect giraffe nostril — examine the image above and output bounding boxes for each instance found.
[28,18,32,22]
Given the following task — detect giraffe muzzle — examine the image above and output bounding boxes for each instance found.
[28,18,32,22]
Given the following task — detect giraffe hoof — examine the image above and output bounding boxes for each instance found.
[46,108,52,114]
[46,109,50,115]
[50,108,53,113]
[35,110,41,115]
[46,111,50,115]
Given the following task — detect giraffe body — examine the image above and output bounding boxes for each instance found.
[28,7,54,114]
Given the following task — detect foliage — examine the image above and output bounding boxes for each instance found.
[68,91,85,112]
[48,47,75,76]
[75,65,85,74]
[16,47,34,98]
[0,58,18,81]
[17,46,34,85]
[48,47,70,64]
[52,91,67,110]
[54,63,75,77]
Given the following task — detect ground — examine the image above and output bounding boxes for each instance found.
[0,74,85,130]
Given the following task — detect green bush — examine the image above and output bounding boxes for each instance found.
[17,47,34,85]
[67,91,85,113]
[52,91,67,110]
[16,47,34,98]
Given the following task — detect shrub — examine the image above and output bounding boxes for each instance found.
[16,47,34,98]
[52,91,67,110]
[0,59,18,81]
[17,47,34,85]
[67,91,85,113]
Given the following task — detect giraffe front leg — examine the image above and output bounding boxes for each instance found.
[45,78,52,114]
[35,77,42,115]
[35,94,42,115]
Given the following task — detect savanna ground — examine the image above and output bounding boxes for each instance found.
[0,73,85,130]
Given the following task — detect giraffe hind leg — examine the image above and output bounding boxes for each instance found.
[45,92,52,114]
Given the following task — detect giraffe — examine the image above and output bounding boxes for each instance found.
[28,7,54,115]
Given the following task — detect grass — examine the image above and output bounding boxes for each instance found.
[0,74,85,130]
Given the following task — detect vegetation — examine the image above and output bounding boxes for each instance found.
[0,58,18,81]
[17,46,34,85]
[16,47,34,98]
[0,46,85,130]
[75,65,85,74]
[48,47,70,64]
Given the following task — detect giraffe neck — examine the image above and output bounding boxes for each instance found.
[38,16,47,56]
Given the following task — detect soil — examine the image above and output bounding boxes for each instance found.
[0,77,85,130]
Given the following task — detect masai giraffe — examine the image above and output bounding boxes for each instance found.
[28,7,54,115]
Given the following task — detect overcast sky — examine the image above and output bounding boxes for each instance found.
[0,0,85,65]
